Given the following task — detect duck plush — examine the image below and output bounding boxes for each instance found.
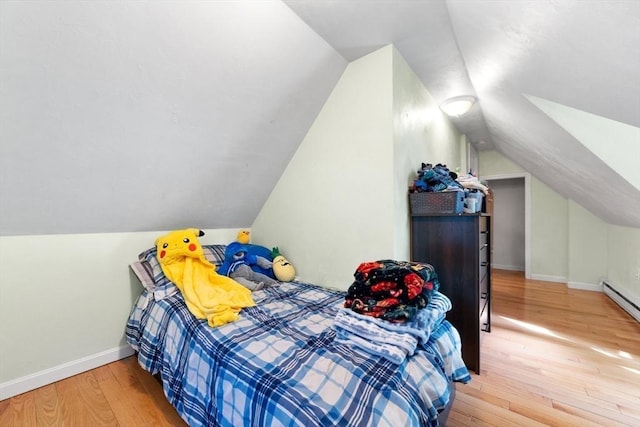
[236,230,250,244]
[155,228,255,327]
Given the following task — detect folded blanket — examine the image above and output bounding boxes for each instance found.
[155,229,255,327]
[334,292,452,364]
[405,291,452,343]
[344,260,440,322]
[335,329,412,365]
[334,311,420,359]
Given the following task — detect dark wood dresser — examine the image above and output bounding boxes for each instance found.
[410,213,491,374]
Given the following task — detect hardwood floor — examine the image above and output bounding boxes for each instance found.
[448,269,640,426]
[1,269,638,426]
[0,356,187,427]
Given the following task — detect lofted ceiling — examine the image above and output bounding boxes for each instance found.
[285,0,640,227]
[1,0,638,235]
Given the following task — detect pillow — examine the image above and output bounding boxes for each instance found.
[129,260,155,291]
[137,244,227,284]
[202,244,227,266]
[138,247,167,286]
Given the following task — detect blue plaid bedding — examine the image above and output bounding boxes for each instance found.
[126,281,470,427]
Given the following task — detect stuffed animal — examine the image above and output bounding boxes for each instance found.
[236,230,250,244]
[271,247,296,282]
[217,231,278,291]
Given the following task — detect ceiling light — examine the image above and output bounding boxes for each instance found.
[440,95,476,117]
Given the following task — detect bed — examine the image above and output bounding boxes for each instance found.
[126,244,470,427]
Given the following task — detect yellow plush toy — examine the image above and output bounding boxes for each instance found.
[155,228,255,327]
[236,230,251,244]
[271,247,296,282]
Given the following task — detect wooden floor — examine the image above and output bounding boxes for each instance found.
[449,270,640,427]
[1,269,639,426]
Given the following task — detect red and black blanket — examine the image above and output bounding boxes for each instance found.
[344,259,440,323]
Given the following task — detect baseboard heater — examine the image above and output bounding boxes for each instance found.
[602,281,640,323]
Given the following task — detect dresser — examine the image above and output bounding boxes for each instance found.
[410,213,491,374]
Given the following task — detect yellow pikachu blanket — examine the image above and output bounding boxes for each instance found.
[155,228,255,327]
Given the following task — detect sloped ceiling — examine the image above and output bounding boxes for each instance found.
[1,0,639,235]
[0,1,347,235]
[285,0,640,227]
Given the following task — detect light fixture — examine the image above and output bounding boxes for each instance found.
[439,95,476,117]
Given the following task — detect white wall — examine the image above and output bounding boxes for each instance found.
[0,228,242,399]
[253,45,463,290]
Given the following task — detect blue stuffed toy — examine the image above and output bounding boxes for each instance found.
[217,239,278,291]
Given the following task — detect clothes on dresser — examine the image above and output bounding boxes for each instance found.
[413,163,463,193]
[456,173,490,195]
[344,259,440,323]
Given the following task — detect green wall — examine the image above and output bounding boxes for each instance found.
[253,45,464,289]
[0,228,242,397]
[480,149,639,307]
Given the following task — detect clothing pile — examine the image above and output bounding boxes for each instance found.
[343,259,440,322]
[456,172,490,195]
[412,163,462,193]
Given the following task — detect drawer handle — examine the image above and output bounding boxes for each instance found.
[480,243,488,250]
[481,292,488,299]
[481,261,489,267]
[482,323,490,332]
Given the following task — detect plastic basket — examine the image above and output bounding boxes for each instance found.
[409,191,464,214]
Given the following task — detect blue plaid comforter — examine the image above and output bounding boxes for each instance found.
[126,281,470,427]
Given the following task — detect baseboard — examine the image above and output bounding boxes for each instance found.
[0,345,134,401]
[567,281,603,292]
[492,264,524,271]
[530,274,567,283]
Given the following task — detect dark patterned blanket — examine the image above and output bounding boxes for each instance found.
[344,260,440,322]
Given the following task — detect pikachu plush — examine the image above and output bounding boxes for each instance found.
[155,228,255,327]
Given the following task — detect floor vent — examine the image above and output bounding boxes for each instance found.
[602,281,640,323]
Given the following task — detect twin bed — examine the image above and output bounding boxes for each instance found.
[126,244,470,426]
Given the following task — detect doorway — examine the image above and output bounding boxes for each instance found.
[481,173,531,279]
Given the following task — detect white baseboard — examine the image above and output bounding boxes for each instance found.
[492,264,525,271]
[0,345,134,401]
[567,281,603,292]
[530,274,567,283]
